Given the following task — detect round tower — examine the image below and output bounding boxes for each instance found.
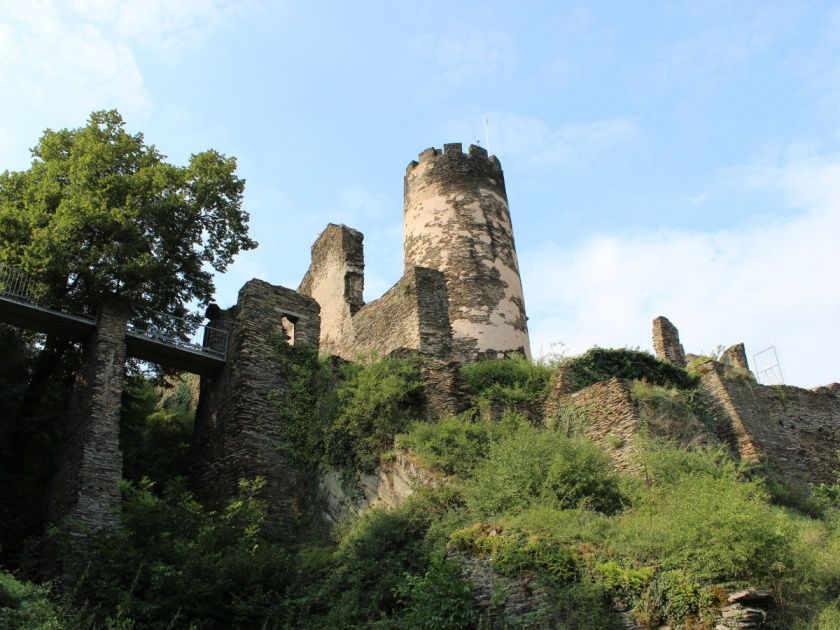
[403,142,531,362]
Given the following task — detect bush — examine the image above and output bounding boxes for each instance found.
[0,571,66,630]
[612,473,789,582]
[273,343,425,474]
[461,355,553,406]
[464,425,624,516]
[561,348,695,391]
[327,355,425,472]
[397,411,521,477]
[64,478,295,629]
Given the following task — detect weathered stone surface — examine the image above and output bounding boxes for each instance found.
[545,378,716,473]
[543,363,585,419]
[721,343,750,371]
[455,551,553,628]
[404,144,531,362]
[728,589,771,605]
[192,279,321,525]
[320,448,442,522]
[652,316,686,367]
[47,299,128,529]
[298,224,363,356]
[698,360,840,486]
[299,224,454,362]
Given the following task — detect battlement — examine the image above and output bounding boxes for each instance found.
[405,143,501,175]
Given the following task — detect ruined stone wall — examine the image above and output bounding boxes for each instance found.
[698,362,840,486]
[652,316,686,367]
[299,224,453,362]
[298,224,363,357]
[47,299,128,529]
[192,279,321,524]
[403,143,530,362]
[554,378,644,472]
[349,266,451,359]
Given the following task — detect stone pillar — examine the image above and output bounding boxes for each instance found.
[721,343,750,371]
[652,316,686,367]
[47,298,128,529]
[192,279,321,525]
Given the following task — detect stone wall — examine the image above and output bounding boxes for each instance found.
[298,224,363,357]
[553,378,644,472]
[546,377,715,473]
[47,299,128,529]
[721,342,750,371]
[404,143,531,362]
[652,315,686,367]
[299,223,454,362]
[698,361,840,486]
[192,279,321,524]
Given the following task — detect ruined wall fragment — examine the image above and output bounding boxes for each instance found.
[404,143,531,362]
[652,316,686,367]
[720,342,750,371]
[298,224,363,357]
[192,279,320,525]
[698,361,840,486]
[47,299,128,529]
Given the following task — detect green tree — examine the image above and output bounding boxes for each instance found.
[0,109,256,320]
[0,109,256,397]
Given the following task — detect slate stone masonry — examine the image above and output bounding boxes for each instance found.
[46,298,129,529]
[192,279,321,524]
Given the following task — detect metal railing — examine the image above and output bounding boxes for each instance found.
[127,311,229,360]
[1,264,228,360]
[0,265,40,304]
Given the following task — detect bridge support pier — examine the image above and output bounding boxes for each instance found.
[192,279,321,526]
[47,299,128,530]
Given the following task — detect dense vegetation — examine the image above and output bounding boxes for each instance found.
[3,349,840,628]
[2,112,838,628]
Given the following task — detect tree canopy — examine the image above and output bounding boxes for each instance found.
[0,109,256,326]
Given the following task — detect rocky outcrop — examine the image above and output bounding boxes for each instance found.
[320,448,442,522]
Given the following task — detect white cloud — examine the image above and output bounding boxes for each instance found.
[522,150,840,388]
[445,113,639,171]
[0,0,244,168]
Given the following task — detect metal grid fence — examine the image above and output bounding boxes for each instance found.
[753,346,785,385]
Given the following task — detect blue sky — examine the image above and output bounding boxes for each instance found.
[1,0,838,386]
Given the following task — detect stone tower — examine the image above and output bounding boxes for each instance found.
[403,143,530,362]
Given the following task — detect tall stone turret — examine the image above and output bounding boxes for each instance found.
[403,143,530,362]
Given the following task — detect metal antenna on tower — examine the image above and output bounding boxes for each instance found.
[483,113,491,155]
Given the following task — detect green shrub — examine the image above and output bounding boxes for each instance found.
[64,478,295,629]
[394,554,477,630]
[464,425,624,516]
[561,348,695,391]
[272,343,424,474]
[461,355,553,407]
[397,411,521,477]
[612,473,789,582]
[327,355,424,472]
[120,376,195,485]
[0,571,66,630]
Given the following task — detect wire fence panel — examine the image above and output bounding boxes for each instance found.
[753,346,785,385]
